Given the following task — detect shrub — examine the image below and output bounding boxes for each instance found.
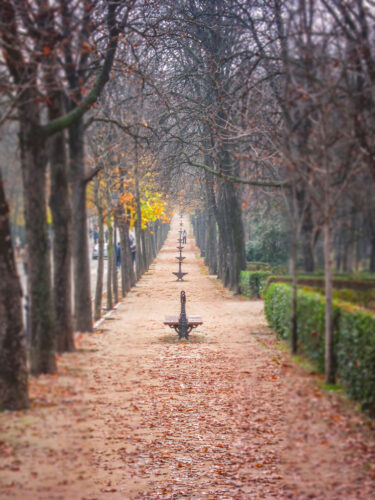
[337,307,375,413]
[240,271,272,298]
[279,284,375,312]
[264,283,291,339]
[332,289,375,311]
[264,283,327,370]
[245,215,290,265]
[264,283,375,413]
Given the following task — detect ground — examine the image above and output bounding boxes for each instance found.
[1,217,375,499]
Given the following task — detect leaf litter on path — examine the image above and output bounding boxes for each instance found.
[0,216,375,499]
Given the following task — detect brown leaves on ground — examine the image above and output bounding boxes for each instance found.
[1,217,375,499]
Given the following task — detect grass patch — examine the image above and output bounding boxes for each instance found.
[274,339,290,352]
[292,354,319,374]
[318,381,344,392]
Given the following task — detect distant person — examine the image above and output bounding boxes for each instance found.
[21,244,28,275]
[182,229,187,245]
[129,234,136,266]
[15,237,21,258]
[93,228,99,244]
[116,242,121,268]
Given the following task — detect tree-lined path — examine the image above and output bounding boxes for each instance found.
[1,217,375,499]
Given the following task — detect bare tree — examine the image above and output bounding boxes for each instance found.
[0,0,124,374]
[0,170,28,410]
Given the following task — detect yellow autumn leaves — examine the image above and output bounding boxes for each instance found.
[87,158,173,229]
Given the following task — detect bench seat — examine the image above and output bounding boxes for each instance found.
[164,315,203,327]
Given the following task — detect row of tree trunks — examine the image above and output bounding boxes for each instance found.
[192,184,245,293]
[215,176,247,293]
[332,208,375,273]
[97,216,170,318]
[94,177,105,321]
[0,0,124,411]
[192,175,247,293]
[193,211,206,257]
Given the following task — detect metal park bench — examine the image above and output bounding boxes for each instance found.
[164,291,203,339]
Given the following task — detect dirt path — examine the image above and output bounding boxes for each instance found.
[1,216,375,499]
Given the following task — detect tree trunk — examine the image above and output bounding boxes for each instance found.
[370,239,375,273]
[229,184,247,292]
[291,195,298,355]
[355,229,361,271]
[335,230,342,272]
[204,209,217,275]
[112,226,118,304]
[343,213,355,273]
[301,225,315,272]
[216,221,225,283]
[48,94,74,353]
[19,100,56,375]
[0,172,29,410]
[69,119,92,332]
[141,228,148,272]
[199,212,206,257]
[204,171,218,275]
[324,219,335,384]
[215,176,246,293]
[134,151,144,280]
[144,229,150,270]
[151,223,157,260]
[118,220,130,295]
[368,210,375,273]
[135,224,142,280]
[106,213,113,312]
[298,195,315,273]
[94,177,104,321]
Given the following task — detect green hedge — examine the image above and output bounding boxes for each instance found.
[240,271,272,298]
[264,283,375,413]
[299,286,375,312]
[337,308,375,412]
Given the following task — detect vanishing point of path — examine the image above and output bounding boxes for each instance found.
[1,217,375,499]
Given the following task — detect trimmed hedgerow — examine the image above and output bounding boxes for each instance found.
[263,282,292,339]
[266,275,375,292]
[300,286,375,312]
[264,283,375,413]
[240,271,272,298]
[264,283,327,371]
[337,307,375,413]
